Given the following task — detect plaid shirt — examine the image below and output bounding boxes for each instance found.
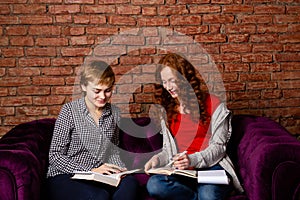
[47,98,125,177]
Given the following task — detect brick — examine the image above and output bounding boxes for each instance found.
[284,44,300,52]
[6,26,27,35]
[221,44,252,53]
[33,95,66,105]
[0,5,10,14]
[272,71,300,80]
[61,47,92,56]
[158,5,188,15]
[247,81,277,90]
[0,107,15,116]
[0,96,32,106]
[116,5,141,15]
[52,86,75,95]
[250,63,280,72]
[142,7,157,15]
[195,34,226,43]
[17,86,50,95]
[274,15,300,24]
[120,56,152,65]
[16,106,48,116]
[137,17,169,26]
[170,15,201,25]
[0,36,9,46]
[86,27,118,35]
[19,57,50,67]
[223,5,253,13]
[275,53,300,62]
[13,4,46,14]
[253,44,283,52]
[19,15,53,24]
[10,37,34,46]
[70,36,95,45]
[74,15,106,24]
[8,67,40,76]
[132,0,164,5]
[254,5,285,14]
[250,34,279,43]
[0,16,18,25]
[2,48,24,57]
[0,77,31,86]
[242,53,273,63]
[65,0,94,3]
[0,58,16,67]
[52,57,83,66]
[48,5,80,14]
[108,16,136,26]
[203,14,234,24]
[41,67,73,76]
[190,5,221,14]
[83,5,115,13]
[26,47,57,56]
[262,89,282,99]
[240,73,271,82]
[232,91,261,100]
[36,38,68,46]
[238,15,272,23]
[62,27,85,36]
[4,116,37,126]
[279,33,300,43]
[283,89,300,98]
[32,77,65,85]
[278,80,300,89]
[28,25,61,35]
[228,34,249,43]
[257,24,288,33]
[0,88,8,96]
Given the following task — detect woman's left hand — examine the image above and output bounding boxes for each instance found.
[173,154,191,170]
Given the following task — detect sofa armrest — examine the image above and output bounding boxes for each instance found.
[272,161,300,200]
[232,115,300,200]
[0,118,55,200]
[0,167,17,200]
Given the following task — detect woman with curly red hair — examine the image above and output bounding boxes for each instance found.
[144,53,243,200]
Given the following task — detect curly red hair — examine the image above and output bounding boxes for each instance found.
[155,53,209,125]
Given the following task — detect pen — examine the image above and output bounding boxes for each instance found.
[166,151,187,167]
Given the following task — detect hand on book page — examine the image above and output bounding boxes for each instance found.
[72,168,142,187]
[145,167,197,179]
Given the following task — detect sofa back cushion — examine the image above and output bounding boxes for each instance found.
[118,117,162,169]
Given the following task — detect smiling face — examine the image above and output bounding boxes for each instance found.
[82,81,113,110]
[160,66,179,99]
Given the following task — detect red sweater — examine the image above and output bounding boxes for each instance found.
[170,95,220,154]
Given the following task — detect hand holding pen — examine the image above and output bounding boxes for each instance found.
[166,151,190,169]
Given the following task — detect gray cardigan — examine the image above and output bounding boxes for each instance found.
[154,103,244,193]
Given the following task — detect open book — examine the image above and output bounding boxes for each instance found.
[146,167,229,185]
[71,168,142,187]
[197,170,229,184]
[146,167,197,179]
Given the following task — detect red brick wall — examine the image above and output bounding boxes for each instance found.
[0,0,299,137]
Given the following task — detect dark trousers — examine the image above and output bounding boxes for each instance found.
[47,174,139,200]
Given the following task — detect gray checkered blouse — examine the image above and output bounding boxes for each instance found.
[47,97,125,177]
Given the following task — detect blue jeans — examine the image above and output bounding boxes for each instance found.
[47,174,139,200]
[146,165,233,200]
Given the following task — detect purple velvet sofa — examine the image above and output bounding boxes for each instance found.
[0,115,299,200]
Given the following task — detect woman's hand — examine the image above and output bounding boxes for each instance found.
[172,153,191,170]
[144,155,160,173]
[92,163,127,175]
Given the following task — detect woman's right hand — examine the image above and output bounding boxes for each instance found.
[144,155,160,173]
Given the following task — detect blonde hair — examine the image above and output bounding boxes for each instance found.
[80,61,115,87]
